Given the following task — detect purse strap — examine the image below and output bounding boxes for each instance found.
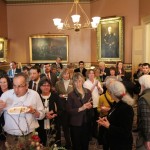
[104,93,114,108]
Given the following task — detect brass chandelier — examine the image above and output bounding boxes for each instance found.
[53,0,100,32]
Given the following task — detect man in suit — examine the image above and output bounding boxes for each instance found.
[29,65,41,91]
[74,61,87,78]
[52,57,63,69]
[7,61,21,82]
[40,63,58,90]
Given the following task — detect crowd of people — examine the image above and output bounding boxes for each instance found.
[0,59,150,150]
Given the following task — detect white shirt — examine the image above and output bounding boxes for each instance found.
[63,79,70,91]
[83,79,103,108]
[1,89,45,136]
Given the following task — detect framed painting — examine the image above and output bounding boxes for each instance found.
[97,16,124,62]
[29,34,69,63]
[0,37,7,62]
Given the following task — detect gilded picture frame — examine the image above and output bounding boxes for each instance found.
[29,34,69,63]
[0,37,7,62]
[97,16,124,62]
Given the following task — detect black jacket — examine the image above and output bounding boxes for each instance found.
[74,68,87,77]
[103,101,134,150]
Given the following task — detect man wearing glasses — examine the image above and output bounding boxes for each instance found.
[0,73,45,149]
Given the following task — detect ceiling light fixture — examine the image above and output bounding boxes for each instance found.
[53,0,100,32]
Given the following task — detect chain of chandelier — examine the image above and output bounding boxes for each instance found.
[53,0,100,32]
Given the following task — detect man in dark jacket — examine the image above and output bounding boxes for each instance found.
[74,61,87,78]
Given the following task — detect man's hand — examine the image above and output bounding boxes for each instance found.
[0,100,6,111]
[28,106,40,118]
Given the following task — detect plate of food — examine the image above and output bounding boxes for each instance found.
[7,106,30,114]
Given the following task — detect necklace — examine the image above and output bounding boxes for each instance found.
[108,102,119,117]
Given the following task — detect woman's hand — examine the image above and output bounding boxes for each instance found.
[46,110,57,119]
[84,102,93,109]
[100,106,110,112]
[97,117,110,129]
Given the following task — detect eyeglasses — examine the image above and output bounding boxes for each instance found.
[13,84,26,89]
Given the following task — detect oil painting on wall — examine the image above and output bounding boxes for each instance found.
[29,34,69,63]
[0,37,7,62]
[97,17,124,62]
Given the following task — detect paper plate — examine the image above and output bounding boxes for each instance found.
[7,106,30,115]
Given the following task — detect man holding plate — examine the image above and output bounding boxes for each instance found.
[0,73,45,149]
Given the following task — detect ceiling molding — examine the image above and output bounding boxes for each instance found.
[4,0,92,4]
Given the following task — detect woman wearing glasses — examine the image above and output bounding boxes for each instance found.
[66,73,93,150]
[37,77,62,147]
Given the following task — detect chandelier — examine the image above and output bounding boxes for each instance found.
[53,0,100,32]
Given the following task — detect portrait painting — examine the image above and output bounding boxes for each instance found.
[97,17,124,62]
[0,41,4,58]
[29,34,69,63]
[0,37,7,62]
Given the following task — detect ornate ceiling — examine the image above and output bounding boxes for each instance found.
[4,0,92,4]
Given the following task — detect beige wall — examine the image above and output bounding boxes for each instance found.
[1,0,150,64]
[0,0,8,37]
[7,3,91,63]
[139,0,150,19]
[91,0,139,63]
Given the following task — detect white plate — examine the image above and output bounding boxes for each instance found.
[7,106,30,115]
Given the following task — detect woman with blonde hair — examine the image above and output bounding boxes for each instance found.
[55,68,73,149]
[97,80,134,150]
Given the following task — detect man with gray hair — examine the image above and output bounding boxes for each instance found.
[137,75,150,150]
[98,61,110,82]
[0,73,45,149]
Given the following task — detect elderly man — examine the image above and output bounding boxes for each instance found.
[99,61,110,82]
[0,73,45,149]
[137,75,150,150]
[52,57,63,69]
